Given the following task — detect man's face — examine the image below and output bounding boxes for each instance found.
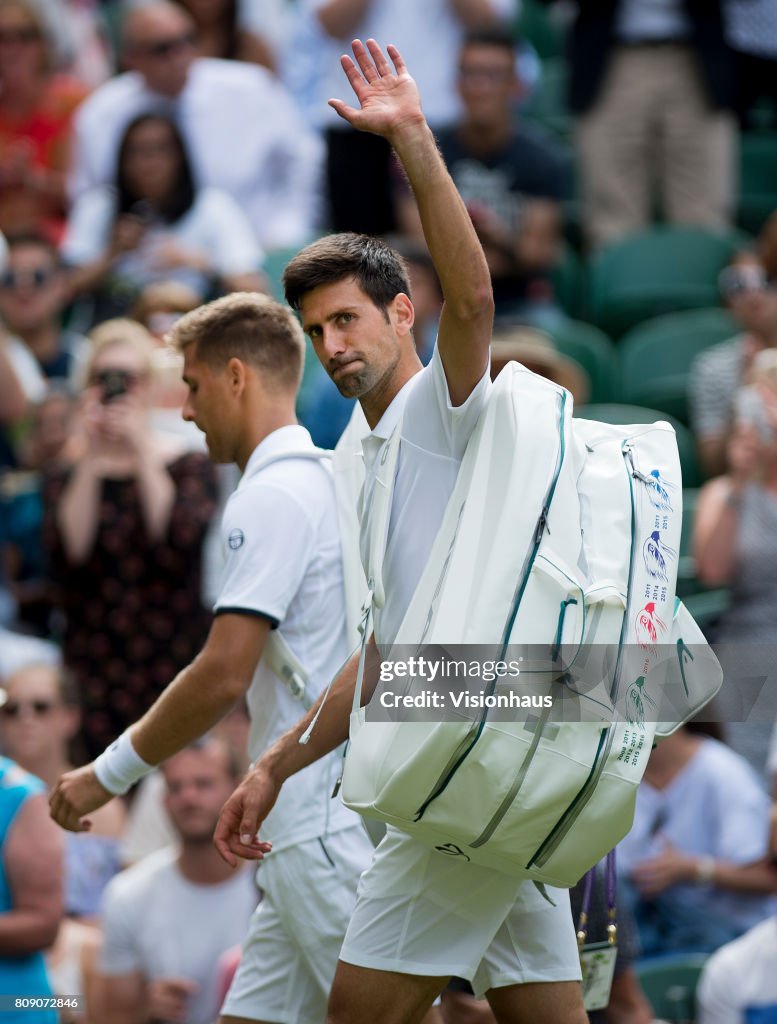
[457,43,518,126]
[181,345,239,463]
[125,7,197,98]
[0,665,76,767]
[300,277,404,400]
[162,746,236,845]
[0,243,65,334]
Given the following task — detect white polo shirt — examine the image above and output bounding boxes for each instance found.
[215,425,356,850]
[360,346,491,646]
[69,59,323,249]
[698,917,777,1024]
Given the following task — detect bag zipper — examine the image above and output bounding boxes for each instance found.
[413,390,567,824]
[470,582,583,850]
[526,440,639,870]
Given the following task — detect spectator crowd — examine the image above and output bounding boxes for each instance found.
[2,1,777,1022]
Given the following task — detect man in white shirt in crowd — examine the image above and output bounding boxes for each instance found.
[214,39,585,1024]
[697,913,777,1024]
[99,738,259,1024]
[69,1,322,249]
[50,290,375,1024]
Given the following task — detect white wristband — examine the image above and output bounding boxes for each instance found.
[93,731,154,795]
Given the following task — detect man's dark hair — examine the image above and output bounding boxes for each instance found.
[4,230,60,265]
[283,233,411,315]
[460,26,518,56]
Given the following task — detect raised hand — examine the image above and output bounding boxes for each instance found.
[329,39,425,142]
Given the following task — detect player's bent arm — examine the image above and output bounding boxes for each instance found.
[0,793,63,953]
[129,613,271,766]
[215,638,380,864]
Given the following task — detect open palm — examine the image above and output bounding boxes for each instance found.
[329,39,424,141]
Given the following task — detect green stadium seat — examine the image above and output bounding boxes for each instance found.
[551,242,585,318]
[738,133,777,235]
[618,308,738,423]
[521,58,570,140]
[588,227,747,338]
[573,403,699,487]
[261,245,325,419]
[261,245,299,302]
[514,1,567,61]
[682,587,730,633]
[636,954,708,1024]
[546,319,617,404]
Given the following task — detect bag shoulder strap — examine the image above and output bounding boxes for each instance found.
[242,445,332,707]
[333,405,371,648]
[362,418,404,612]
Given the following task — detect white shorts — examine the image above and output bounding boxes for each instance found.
[221,824,373,1023]
[339,827,582,1000]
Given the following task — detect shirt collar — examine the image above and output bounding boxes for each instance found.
[241,424,314,484]
[369,372,422,442]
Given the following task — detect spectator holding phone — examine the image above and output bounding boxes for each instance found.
[695,351,777,643]
[42,319,218,758]
[695,353,777,773]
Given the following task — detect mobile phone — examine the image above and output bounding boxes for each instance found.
[95,368,134,404]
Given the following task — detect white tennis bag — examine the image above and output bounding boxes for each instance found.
[339,363,722,886]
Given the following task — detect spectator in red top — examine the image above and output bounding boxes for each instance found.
[0,0,89,242]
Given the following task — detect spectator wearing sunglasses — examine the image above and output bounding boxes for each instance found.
[0,0,89,244]
[41,320,218,759]
[0,662,118,1023]
[0,232,89,395]
[0,662,126,921]
[688,253,777,478]
[69,1,323,250]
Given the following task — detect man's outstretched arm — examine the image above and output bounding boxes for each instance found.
[49,614,270,833]
[329,39,493,404]
[214,639,381,865]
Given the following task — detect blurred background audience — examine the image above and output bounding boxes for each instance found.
[98,738,258,1024]
[0,3,775,1020]
[62,111,266,326]
[0,0,88,243]
[69,1,323,250]
[618,723,776,958]
[0,755,63,1022]
[40,320,217,758]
